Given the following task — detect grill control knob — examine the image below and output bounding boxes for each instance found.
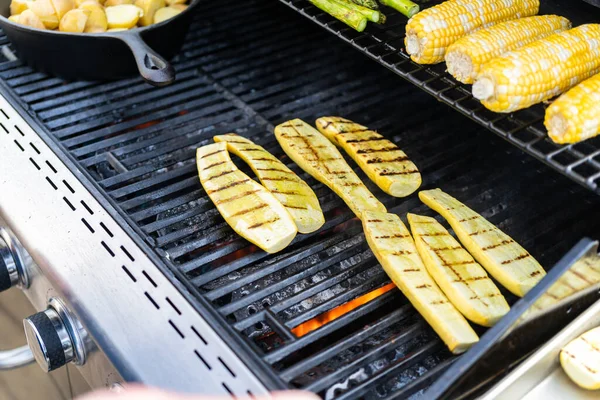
[23,298,87,372]
[0,229,28,292]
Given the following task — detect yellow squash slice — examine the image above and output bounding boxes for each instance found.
[196,142,297,253]
[316,117,421,197]
[419,189,546,297]
[274,119,386,219]
[213,133,324,234]
[363,211,479,354]
[407,213,510,327]
[560,327,600,390]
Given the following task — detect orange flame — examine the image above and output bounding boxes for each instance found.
[291,283,396,337]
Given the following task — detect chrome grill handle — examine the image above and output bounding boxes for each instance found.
[0,345,34,370]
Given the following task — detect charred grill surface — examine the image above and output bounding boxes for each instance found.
[0,0,599,398]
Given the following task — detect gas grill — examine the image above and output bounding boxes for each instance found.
[0,0,599,399]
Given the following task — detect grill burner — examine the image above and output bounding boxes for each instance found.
[0,0,599,398]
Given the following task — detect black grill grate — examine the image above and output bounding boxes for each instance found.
[1,0,600,398]
[278,0,600,196]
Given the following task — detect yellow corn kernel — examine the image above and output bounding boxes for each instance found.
[405,0,539,64]
[473,24,600,113]
[545,73,600,144]
[446,15,571,84]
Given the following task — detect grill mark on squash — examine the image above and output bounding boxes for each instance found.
[423,236,490,306]
[374,234,410,239]
[248,217,280,230]
[561,350,598,374]
[256,167,294,175]
[272,189,306,197]
[380,170,419,176]
[366,156,409,164]
[204,161,227,170]
[357,146,399,154]
[215,189,261,205]
[208,179,250,194]
[206,170,235,181]
[501,253,531,265]
[230,204,269,217]
[345,137,386,144]
[482,239,514,251]
[338,128,370,134]
[469,228,493,236]
[200,149,225,159]
[286,205,308,210]
[570,268,595,285]
[392,250,414,255]
[221,140,249,144]
[251,157,277,162]
[261,177,296,183]
[458,215,480,222]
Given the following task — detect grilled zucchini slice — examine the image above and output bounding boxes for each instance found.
[196,142,297,253]
[274,119,386,219]
[419,189,546,297]
[407,213,509,327]
[560,327,600,390]
[316,117,421,197]
[363,211,479,354]
[214,133,324,234]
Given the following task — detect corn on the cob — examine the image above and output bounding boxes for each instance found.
[404,0,539,64]
[446,15,571,84]
[473,24,600,113]
[213,133,324,234]
[545,73,600,144]
[196,142,297,254]
[363,211,479,354]
[315,117,421,197]
[274,119,386,219]
[419,189,545,297]
[560,327,600,390]
[407,213,509,327]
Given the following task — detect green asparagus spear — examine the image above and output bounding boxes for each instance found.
[379,0,419,18]
[309,0,368,31]
[349,0,379,9]
[333,0,381,23]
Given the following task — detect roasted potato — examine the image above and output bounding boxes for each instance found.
[16,9,46,29]
[59,8,90,32]
[10,0,33,16]
[153,6,180,23]
[51,0,75,20]
[104,0,133,6]
[29,0,60,29]
[13,0,186,31]
[135,0,164,26]
[105,4,143,29]
[79,1,107,32]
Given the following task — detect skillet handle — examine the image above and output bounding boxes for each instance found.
[116,32,175,87]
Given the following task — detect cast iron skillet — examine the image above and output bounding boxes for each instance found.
[0,0,199,86]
